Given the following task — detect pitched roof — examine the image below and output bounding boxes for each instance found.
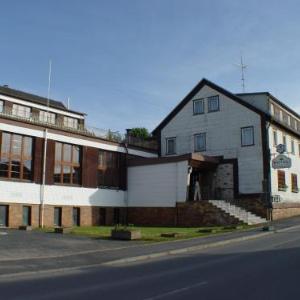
[152,78,263,135]
[0,85,85,116]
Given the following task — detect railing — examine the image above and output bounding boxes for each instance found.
[0,110,158,150]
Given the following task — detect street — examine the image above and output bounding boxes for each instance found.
[1,225,300,299]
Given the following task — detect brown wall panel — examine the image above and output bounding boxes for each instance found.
[82,146,98,188]
[45,139,55,185]
[33,137,44,184]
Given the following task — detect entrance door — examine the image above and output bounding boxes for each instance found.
[99,208,106,226]
[0,205,8,227]
[54,207,62,227]
[73,207,80,226]
[22,206,31,226]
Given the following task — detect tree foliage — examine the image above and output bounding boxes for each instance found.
[129,127,150,139]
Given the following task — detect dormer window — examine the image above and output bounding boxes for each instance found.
[12,104,31,119]
[207,95,219,112]
[39,111,56,125]
[63,116,78,129]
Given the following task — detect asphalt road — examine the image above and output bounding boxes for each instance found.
[1,226,300,300]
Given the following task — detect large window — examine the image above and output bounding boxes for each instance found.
[194,133,206,152]
[166,137,176,155]
[39,111,56,125]
[54,142,81,185]
[63,117,78,129]
[0,132,33,180]
[0,100,3,113]
[12,104,31,119]
[207,95,219,112]
[193,99,204,115]
[97,150,120,188]
[241,126,254,147]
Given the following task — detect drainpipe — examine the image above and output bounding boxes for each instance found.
[124,141,129,225]
[40,128,48,228]
[265,121,272,220]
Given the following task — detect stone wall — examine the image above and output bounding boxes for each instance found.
[272,203,300,220]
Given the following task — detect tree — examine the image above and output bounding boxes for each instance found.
[129,127,150,139]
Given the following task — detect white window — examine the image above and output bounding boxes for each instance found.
[194,133,206,152]
[166,137,176,155]
[241,126,254,146]
[193,99,204,115]
[12,104,31,119]
[291,140,295,154]
[273,130,278,146]
[207,95,219,112]
[0,100,3,113]
[39,111,56,124]
[63,116,78,129]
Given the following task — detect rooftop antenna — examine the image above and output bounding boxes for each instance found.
[234,54,247,92]
[67,96,70,109]
[47,60,52,110]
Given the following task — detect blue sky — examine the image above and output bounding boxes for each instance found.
[1,0,300,133]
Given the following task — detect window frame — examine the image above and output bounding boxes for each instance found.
[0,132,33,181]
[277,170,287,191]
[54,142,82,185]
[166,137,176,155]
[241,126,255,147]
[207,95,220,113]
[0,100,3,113]
[291,173,298,193]
[97,150,121,189]
[39,110,56,125]
[194,133,206,152]
[63,116,78,129]
[11,103,31,119]
[273,130,278,147]
[193,98,205,115]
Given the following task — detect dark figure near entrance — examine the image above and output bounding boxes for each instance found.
[193,175,202,201]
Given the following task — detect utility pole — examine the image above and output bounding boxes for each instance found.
[235,55,247,92]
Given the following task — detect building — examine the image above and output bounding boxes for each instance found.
[1,78,300,228]
[0,85,156,228]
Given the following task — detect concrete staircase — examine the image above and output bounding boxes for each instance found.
[208,200,267,225]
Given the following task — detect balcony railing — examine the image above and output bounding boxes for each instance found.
[0,110,158,151]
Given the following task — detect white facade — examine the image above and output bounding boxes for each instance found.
[0,181,126,207]
[127,161,188,207]
[160,84,264,194]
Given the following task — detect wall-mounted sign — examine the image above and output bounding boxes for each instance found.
[272,154,292,169]
[276,144,286,154]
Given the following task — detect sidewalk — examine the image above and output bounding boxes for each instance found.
[0,216,299,279]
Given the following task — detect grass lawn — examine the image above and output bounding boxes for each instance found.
[37,224,250,242]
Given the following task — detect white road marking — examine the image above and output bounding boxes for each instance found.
[143,281,208,300]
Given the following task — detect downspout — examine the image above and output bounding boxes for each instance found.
[40,128,48,228]
[124,141,129,225]
[264,120,272,220]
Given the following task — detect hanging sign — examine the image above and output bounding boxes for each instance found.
[276,144,286,154]
[272,154,292,169]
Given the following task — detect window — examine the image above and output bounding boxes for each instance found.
[273,130,278,147]
[0,132,33,180]
[278,170,286,191]
[54,142,81,185]
[282,112,289,125]
[299,144,300,157]
[291,140,295,154]
[39,111,56,125]
[207,95,219,112]
[291,118,297,130]
[194,133,206,152]
[274,106,281,120]
[283,135,287,150]
[241,126,254,147]
[291,174,298,193]
[54,207,62,227]
[166,137,176,155]
[97,150,120,188]
[193,99,204,115]
[12,104,31,119]
[0,100,3,113]
[63,117,78,129]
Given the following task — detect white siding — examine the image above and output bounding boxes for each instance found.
[161,85,264,194]
[237,94,269,114]
[269,124,300,202]
[0,181,125,207]
[127,161,188,207]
